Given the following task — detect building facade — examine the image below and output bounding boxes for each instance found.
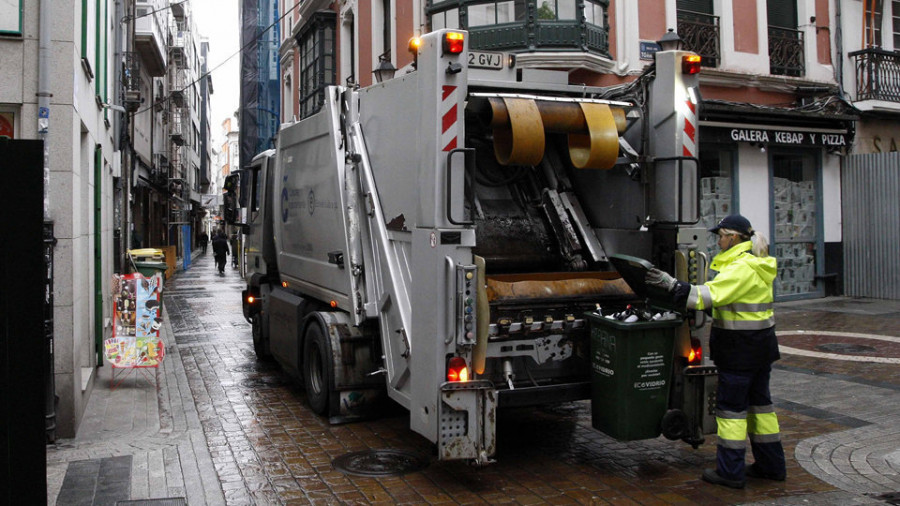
[277,0,873,302]
[1,0,118,436]
[0,0,214,437]
[836,0,900,299]
[239,0,281,165]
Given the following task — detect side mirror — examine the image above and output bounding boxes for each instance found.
[223,172,241,225]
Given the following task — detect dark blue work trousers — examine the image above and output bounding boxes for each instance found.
[715,365,786,481]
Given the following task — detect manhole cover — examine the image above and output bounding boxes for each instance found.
[332,449,429,477]
[876,492,900,505]
[239,376,286,389]
[815,343,877,354]
[231,362,278,373]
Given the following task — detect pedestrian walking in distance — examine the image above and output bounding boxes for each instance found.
[199,230,209,254]
[645,214,786,489]
[211,231,229,274]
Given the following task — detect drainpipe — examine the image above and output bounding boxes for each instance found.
[834,0,846,99]
[38,0,57,443]
[37,0,51,217]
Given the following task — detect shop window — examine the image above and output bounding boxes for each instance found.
[771,152,818,297]
[0,111,15,139]
[698,145,735,266]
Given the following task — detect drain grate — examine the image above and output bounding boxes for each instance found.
[332,449,429,477]
[239,376,286,389]
[815,343,877,354]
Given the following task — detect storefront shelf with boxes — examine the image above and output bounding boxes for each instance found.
[773,177,818,295]
[700,176,733,270]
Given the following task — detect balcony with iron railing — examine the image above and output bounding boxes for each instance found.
[122,52,142,112]
[676,9,719,67]
[849,48,900,108]
[426,0,609,57]
[769,26,804,77]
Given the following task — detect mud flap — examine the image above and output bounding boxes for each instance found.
[683,365,718,446]
[316,312,386,424]
[439,380,497,464]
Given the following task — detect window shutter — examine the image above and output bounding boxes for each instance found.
[767,0,798,28]
[676,0,713,14]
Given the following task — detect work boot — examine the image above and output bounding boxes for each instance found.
[702,468,745,489]
[746,464,786,481]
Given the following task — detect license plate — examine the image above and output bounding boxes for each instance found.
[468,51,505,70]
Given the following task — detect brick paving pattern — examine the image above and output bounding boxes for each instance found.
[46,256,900,505]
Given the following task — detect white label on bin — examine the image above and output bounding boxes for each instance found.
[633,351,666,391]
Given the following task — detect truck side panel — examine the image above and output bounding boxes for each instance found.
[274,93,354,307]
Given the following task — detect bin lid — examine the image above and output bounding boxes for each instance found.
[608,254,678,310]
[128,248,165,259]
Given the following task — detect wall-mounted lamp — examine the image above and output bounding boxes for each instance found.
[101,102,127,113]
[373,51,396,83]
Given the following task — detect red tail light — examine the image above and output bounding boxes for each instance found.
[443,32,465,55]
[447,356,469,382]
[688,337,702,365]
[682,54,702,75]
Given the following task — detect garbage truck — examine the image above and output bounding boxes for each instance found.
[224,29,717,464]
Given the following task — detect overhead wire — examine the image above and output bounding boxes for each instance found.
[130,2,291,116]
[124,0,189,22]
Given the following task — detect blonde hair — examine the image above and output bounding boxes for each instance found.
[720,227,769,258]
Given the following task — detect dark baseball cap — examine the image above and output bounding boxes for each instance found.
[709,214,753,236]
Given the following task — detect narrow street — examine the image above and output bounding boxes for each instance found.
[47,253,900,505]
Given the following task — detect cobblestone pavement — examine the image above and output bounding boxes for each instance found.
[46,256,900,505]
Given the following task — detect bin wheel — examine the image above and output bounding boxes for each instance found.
[303,322,332,415]
[251,317,272,360]
[661,409,688,440]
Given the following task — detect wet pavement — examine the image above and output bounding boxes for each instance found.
[46,254,900,505]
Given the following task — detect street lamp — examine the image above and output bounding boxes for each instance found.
[657,29,684,51]
[373,51,396,83]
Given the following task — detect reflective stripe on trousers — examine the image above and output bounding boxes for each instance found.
[715,367,786,481]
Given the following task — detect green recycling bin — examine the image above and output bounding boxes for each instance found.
[587,312,680,441]
[133,261,167,279]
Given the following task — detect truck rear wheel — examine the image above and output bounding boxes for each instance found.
[303,321,332,415]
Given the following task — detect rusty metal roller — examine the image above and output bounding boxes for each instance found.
[568,102,620,170]
[490,97,545,166]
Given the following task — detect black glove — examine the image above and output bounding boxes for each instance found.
[645,268,677,292]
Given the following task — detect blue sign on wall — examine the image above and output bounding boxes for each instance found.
[640,41,661,60]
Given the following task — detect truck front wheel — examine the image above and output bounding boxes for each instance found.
[303,322,332,415]
[251,316,272,360]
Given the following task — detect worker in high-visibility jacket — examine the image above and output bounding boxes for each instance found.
[646,214,786,489]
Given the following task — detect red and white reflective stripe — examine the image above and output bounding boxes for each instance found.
[442,85,458,152]
[683,97,697,157]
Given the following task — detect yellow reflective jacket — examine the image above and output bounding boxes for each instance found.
[687,241,776,330]
[673,241,780,370]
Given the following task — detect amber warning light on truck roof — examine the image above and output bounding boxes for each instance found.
[443,32,465,55]
[682,54,702,75]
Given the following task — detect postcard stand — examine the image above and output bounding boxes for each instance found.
[105,272,165,389]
